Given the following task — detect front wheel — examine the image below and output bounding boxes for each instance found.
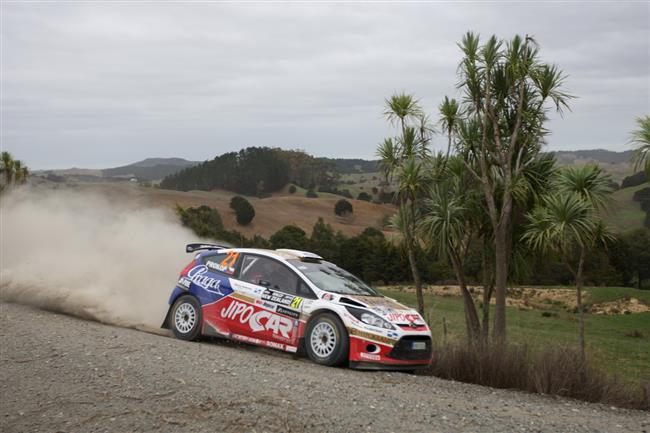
[170,295,202,341]
[305,313,348,366]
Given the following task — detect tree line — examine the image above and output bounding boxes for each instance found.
[160,147,337,195]
[176,204,649,292]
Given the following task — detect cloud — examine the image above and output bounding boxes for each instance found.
[1,2,648,168]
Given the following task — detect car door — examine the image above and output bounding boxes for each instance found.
[195,251,241,336]
[224,254,304,349]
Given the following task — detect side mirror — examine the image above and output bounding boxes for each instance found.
[258,279,271,287]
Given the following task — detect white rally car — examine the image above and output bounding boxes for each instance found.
[162,244,433,370]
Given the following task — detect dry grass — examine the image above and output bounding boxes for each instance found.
[429,342,649,411]
[38,181,396,238]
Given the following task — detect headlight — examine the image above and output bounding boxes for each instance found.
[345,307,395,330]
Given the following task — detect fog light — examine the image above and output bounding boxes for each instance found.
[366,344,379,353]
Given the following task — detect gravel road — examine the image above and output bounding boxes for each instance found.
[1,302,647,433]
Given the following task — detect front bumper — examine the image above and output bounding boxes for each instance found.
[348,332,433,368]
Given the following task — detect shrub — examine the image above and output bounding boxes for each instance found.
[621,171,648,188]
[306,188,318,198]
[339,189,353,199]
[229,195,255,225]
[230,195,246,210]
[357,192,371,201]
[176,205,224,238]
[270,225,308,250]
[334,199,353,216]
[428,342,649,410]
[288,184,297,194]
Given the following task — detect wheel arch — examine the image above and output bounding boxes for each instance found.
[304,307,346,331]
[161,291,200,329]
[300,307,349,347]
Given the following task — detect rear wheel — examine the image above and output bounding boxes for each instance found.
[305,313,348,366]
[171,295,202,341]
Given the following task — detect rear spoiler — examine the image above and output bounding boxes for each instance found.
[186,243,230,253]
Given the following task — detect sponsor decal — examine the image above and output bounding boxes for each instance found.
[230,279,264,296]
[187,265,223,294]
[254,299,278,310]
[221,300,293,338]
[359,352,381,361]
[261,289,303,309]
[276,306,301,319]
[230,334,298,352]
[350,296,410,311]
[348,327,397,345]
[387,331,400,339]
[321,293,335,301]
[178,277,191,289]
[386,313,421,323]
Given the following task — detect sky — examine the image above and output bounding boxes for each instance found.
[1,2,649,169]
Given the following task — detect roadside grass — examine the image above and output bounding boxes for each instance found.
[381,288,650,382]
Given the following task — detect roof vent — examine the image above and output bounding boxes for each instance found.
[275,249,323,260]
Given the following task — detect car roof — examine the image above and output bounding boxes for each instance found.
[203,247,322,262]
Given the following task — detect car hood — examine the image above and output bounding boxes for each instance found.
[341,295,424,324]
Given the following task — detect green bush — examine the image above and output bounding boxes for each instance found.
[176,205,224,238]
[357,192,371,201]
[306,188,318,198]
[230,195,255,225]
[288,184,297,194]
[270,225,309,250]
[334,199,353,216]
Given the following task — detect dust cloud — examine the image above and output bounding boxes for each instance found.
[1,186,202,331]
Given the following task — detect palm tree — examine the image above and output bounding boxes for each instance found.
[438,96,460,162]
[378,93,430,314]
[555,164,612,211]
[383,93,423,134]
[420,174,482,342]
[523,166,613,360]
[629,115,650,177]
[13,160,23,183]
[377,138,399,183]
[449,32,572,345]
[392,157,431,314]
[1,151,14,184]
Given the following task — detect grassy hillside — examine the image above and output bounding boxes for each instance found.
[103,158,197,181]
[382,287,650,381]
[602,183,647,233]
[48,181,395,238]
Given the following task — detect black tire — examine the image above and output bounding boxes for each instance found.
[305,312,349,367]
[170,295,202,341]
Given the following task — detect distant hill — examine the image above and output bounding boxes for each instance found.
[319,158,380,174]
[103,158,198,181]
[549,149,634,184]
[551,149,633,165]
[124,157,198,168]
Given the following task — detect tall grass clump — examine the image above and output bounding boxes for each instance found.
[428,342,649,411]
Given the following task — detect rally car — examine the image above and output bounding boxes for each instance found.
[162,244,433,370]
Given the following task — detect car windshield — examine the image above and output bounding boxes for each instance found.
[289,260,380,296]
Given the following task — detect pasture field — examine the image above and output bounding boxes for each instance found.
[35,180,395,238]
[381,286,650,382]
[602,183,647,233]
